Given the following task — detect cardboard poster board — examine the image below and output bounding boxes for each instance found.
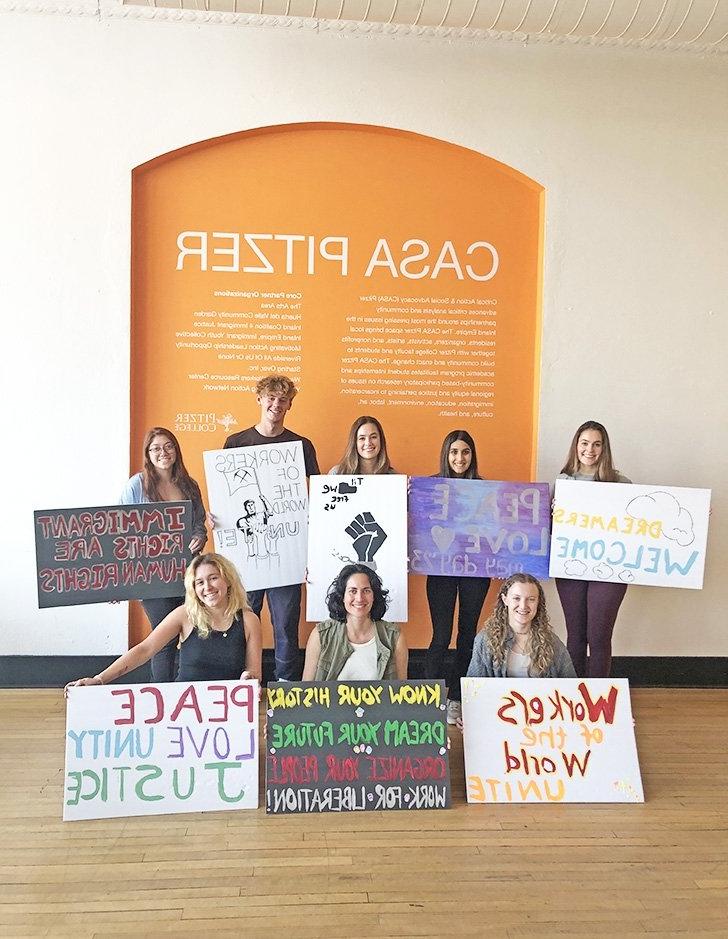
[265,680,450,813]
[549,481,711,589]
[34,502,192,607]
[64,680,259,820]
[306,474,408,621]
[204,442,308,592]
[408,478,551,579]
[462,677,644,803]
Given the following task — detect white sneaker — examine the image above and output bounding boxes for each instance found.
[446,700,462,725]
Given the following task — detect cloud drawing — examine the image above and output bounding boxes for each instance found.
[626,491,695,546]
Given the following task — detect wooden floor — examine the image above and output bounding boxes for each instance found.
[1,689,727,938]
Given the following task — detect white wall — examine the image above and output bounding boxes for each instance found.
[2,7,725,656]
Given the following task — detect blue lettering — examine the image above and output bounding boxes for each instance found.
[606,541,626,565]
[663,550,699,577]
[644,547,661,574]
[623,546,644,570]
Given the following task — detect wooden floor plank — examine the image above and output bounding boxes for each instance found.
[0,688,726,937]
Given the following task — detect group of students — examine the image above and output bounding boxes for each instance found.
[66,375,631,720]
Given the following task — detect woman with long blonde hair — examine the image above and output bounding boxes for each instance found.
[467,574,575,678]
[65,553,262,689]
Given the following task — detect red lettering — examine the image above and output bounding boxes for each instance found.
[230,683,254,723]
[140,509,166,532]
[497,695,517,725]
[561,749,591,778]
[111,688,135,725]
[140,686,164,724]
[36,515,55,538]
[170,685,203,723]
[164,504,186,531]
[208,685,229,722]
[578,682,619,724]
[38,569,59,592]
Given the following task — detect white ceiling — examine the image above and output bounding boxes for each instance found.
[120,0,728,53]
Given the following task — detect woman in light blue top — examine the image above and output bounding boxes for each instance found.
[119,426,207,681]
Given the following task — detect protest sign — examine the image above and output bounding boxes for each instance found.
[306,475,408,621]
[549,480,711,589]
[462,677,643,803]
[34,502,192,608]
[204,442,308,592]
[265,680,450,813]
[408,478,551,579]
[64,680,259,820]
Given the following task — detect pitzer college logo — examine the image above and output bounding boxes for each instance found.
[174,412,238,434]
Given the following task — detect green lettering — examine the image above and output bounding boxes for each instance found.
[65,771,82,806]
[134,764,164,801]
[205,761,245,803]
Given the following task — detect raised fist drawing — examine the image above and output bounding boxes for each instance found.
[345,512,387,568]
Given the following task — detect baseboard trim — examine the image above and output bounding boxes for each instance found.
[1,652,726,688]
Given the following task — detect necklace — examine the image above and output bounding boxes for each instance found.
[212,617,234,638]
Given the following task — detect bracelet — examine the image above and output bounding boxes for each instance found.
[93,675,104,685]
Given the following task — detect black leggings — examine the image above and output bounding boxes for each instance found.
[555,578,628,678]
[425,575,490,701]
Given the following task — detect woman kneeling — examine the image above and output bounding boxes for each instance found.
[65,553,262,689]
[303,563,408,681]
[467,574,575,679]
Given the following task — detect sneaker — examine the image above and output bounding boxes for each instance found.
[446,699,462,725]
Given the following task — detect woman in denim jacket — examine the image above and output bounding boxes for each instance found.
[467,573,575,679]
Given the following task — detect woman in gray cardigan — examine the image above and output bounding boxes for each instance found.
[467,573,575,679]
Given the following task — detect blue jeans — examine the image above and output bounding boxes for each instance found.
[246,583,302,681]
[141,596,185,682]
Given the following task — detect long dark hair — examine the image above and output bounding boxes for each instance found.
[141,427,202,503]
[326,563,390,622]
[560,420,620,482]
[335,416,393,474]
[438,430,480,479]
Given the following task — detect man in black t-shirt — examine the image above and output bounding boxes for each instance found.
[224,375,319,680]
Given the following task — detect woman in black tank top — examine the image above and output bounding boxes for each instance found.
[177,611,248,682]
[65,554,262,690]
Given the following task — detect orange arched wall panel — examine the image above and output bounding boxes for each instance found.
[131,122,544,648]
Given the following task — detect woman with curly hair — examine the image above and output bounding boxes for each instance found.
[65,553,262,690]
[303,563,408,680]
[330,416,396,475]
[466,573,575,679]
[119,426,208,681]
